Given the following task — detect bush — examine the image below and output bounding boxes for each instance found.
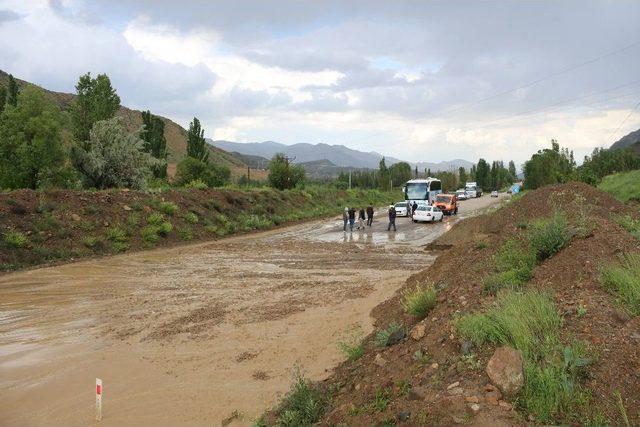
[175,157,230,188]
[158,201,178,216]
[4,230,29,248]
[82,236,103,250]
[141,226,159,244]
[111,241,130,252]
[268,153,306,190]
[184,212,199,224]
[401,283,437,318]
[528,212,572,261]
[184,179,208,190]
[600,253,640,315]
[157,221,173,236]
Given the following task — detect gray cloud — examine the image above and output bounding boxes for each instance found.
[0,9,21,24]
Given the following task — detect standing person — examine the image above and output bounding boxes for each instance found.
[342,207,349,231]
[358,207,366,230]
[387,204,397,231]
[412,201,418,217]
[366,203,374,227]
[348,207,356,232]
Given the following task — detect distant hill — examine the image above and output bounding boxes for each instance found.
[0,70,255,179]
[610,128,640,151]
[211,140,473,172]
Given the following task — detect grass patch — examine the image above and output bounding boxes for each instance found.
[599,253,640,315]
[475,240,488,249]
[82,236,103,250]
[111,241,130,252]
[375,321,404,348]
[337,329,365,361]
[127,213,141,227]
[34,213,60,232]
[105,227,128,243]
[184,211,199,224]
[147,212,165,226]
[401,283,437,318]
[527,212,572,261]
[177,227,193,241]
[457,290,590,423]
[141,226,159,244]
[483,239,535,294]
[158,201,179,216]
[613,214,640,240]
[272,370,326,426]
[3,230,29,248]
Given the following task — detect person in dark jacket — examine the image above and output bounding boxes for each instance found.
[348,207,356,232]
[357,207,366,230]
[387,204,397,231]
[342,207,349,231]
[411,201,418,217]
[366,204,374,226]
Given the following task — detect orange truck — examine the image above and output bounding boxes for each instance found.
[434,193,458,215]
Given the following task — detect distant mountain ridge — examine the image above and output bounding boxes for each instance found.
[210,140,473,172]
[611,129,640,151]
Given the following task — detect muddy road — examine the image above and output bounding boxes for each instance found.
[0,195,500,426]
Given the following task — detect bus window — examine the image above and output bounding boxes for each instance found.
[405,183,428,200]
[430,180,442,191]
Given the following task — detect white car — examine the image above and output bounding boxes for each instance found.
[491,190,499,198]
[395,202,410,217]
[413,205,444,223]
[455,190,468,200]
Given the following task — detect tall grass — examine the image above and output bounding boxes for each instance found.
[614,214,640,240]
[401,283,437,318]
[457,290,589,422]
[273,370,326,426]
[600,253,640,315]
[598,170,640,203]
[527,212,572,261]
[483,239,536,294]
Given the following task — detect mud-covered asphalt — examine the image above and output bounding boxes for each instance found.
[0,195,500,426]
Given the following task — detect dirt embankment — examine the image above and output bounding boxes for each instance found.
[0,187,394,272]
[289,182,640,426]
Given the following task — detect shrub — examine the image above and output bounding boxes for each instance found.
[184,212,199,224]
[274,370,325,426]
[147,212,164,226]
[401,283,437,318]
[105,227,127,243]
[527,212,572,261]
[4,230,29,248]
[127,213,141,227]
[111,241,130,252]
[157,221,173,237]
[158,201,178,216]
[175,157,230,188]
[375,321,404,348]
[600,253,640,315]
[177,227,193,241]
[184,179,208,190]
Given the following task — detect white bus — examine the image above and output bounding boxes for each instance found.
[403,178,443,206]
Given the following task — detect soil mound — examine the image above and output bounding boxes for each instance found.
[306,182,640,426]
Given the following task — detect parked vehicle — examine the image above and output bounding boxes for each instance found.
[434,194,458,215]
[403,178,443,207]
[413,205,444,223]
[394,202,410,217]
[455,189,468,200]
[491,190,499,197]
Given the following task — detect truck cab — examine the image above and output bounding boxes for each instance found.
[434,193,458,215]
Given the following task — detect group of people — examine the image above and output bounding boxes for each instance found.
[343,205,375,232]
[342,201,421,233]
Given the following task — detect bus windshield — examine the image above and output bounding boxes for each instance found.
[405,183,428,200]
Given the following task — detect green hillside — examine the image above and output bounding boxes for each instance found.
[598,169,640,203]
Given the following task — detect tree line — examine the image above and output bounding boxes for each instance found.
[0,72,230,190]
[523,139,640,190]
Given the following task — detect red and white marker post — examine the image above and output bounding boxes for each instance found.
[95,378,103,421]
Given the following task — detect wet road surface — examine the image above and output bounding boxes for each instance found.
[0,195,500,426]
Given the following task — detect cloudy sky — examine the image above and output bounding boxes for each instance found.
[1,0,640,166]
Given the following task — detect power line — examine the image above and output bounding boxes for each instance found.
[607,99,640,141]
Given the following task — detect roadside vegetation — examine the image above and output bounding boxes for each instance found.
[598,169,640,203]
[401,283,437,318]
[600,253,640,315]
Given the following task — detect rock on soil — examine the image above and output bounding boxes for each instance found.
[486,346,524,396]
[409,322,426,340]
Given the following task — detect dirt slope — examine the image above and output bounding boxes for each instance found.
[299,183,640,426]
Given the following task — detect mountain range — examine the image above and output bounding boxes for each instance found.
[611,129,640,154]
[210,140,473,172]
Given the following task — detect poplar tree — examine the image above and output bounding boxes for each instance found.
[186,117,209,163]
[71,72,120,144]
[141,110,168,178]
[0,86,6,114]
[7,74,18,107]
